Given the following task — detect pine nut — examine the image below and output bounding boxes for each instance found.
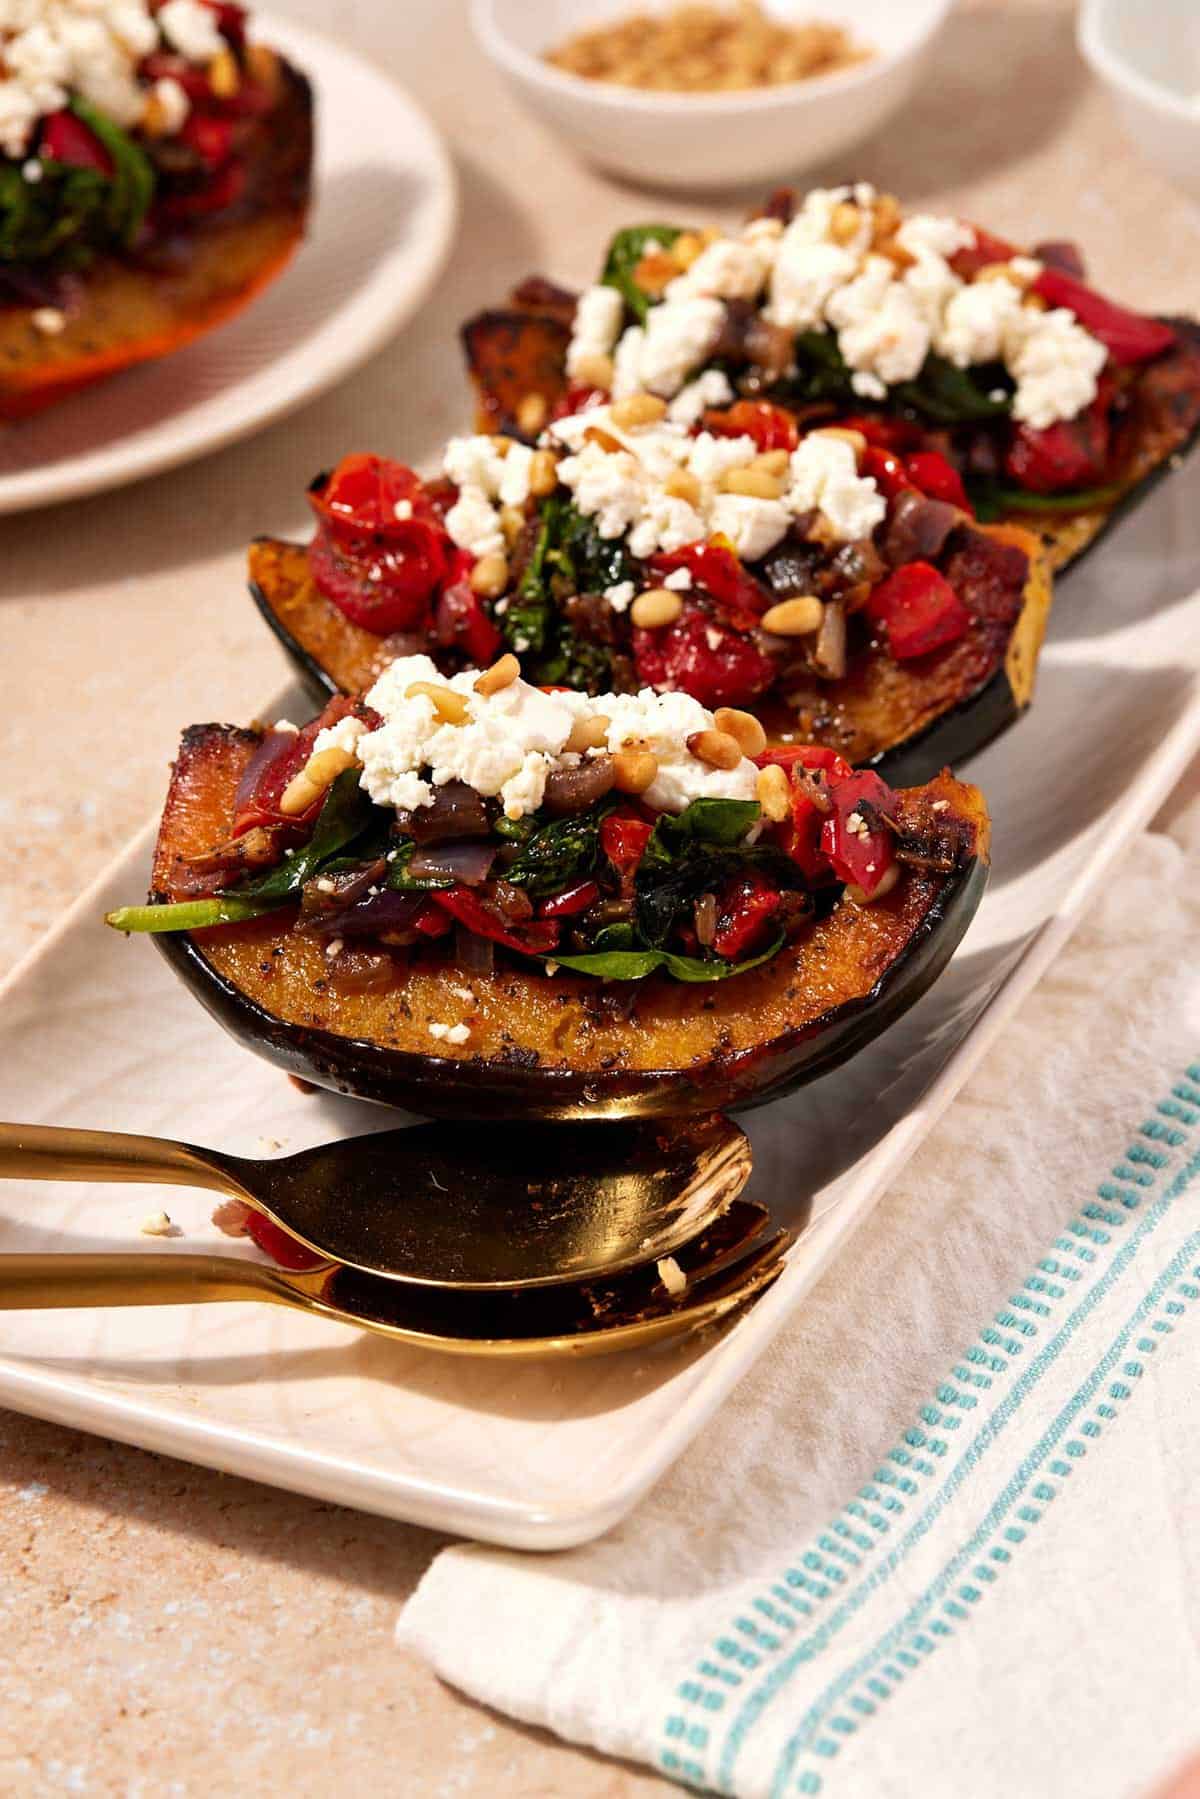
[687,729,742,771]
[474,653,521,696]
[279,772,320,816]
[490,434,516,457]
[844,863,901,905]
[528,448,559,497]
[610,392,667,430]
[278,742,359,816]
[664,469,701,505]
[566,713,611,752]
[633,251,677,296]
[761,596,824,636]
[140,91,172,136]
[208,48,240,97]
[1023,291,1048,311]
[975,262,1018,284]
[469,552,509,599]
[583,425,624,453]
[245,43,279,86]
[714,707,767,757]
[406,682,469,725]
[871,192,903,244]
[756,763,792,823]
[630,588,684,630]
[499,504,525,548]
[573,352,614,390]
[671,231,704,270]
[810,426,866,457]
[516,391,549,436]
[612,748,659,793]
[829,201,861,245]
[721,467,786,500]
[753,448,791,477]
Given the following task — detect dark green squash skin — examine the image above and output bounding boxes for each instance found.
[151,855,987,1122]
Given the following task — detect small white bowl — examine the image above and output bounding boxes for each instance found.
[470,0,954,191]
[1079,0,1200,201]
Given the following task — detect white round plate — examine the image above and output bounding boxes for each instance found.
[0,16,457,515]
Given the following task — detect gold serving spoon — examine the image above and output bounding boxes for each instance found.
[0,1201,789,1360]
[0,1115,751,1290]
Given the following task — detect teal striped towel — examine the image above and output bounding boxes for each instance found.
[400,782,1200,1798]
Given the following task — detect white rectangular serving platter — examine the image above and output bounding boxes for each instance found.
[3,465,1199,1549]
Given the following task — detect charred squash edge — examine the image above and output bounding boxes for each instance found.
[246,524,1052,789]
[148,727,990,1122]
[0,62,312,420]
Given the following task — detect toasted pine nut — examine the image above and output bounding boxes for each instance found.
[469,552,510,599]
[687,729,742,771]
[878,239,915,271]
[612,748,658,794]
[699,225,722,247]
[278,741,359,816]
[244,43,279,86]
[1023,290,1048,311]
[516,391,549,436]
[499,504,525,547]
[844,863,901,905]
[474,653,521,696]
[583,425,624,453]
[572,352,614,390]
[208,47,240,97]
[610,392,667,430]
[974,261,1017,284]
[811,426,866,457]
[489,434,515,457]
[140,92,172,137]
[714,707,767,756]
[871,192,903,244]
[279,772,321,816]
[756,763,791,823]
[829,201,861,245]
[406,682,469,725]
[630,588,683,630]
[528,448,559,497]
[753,448,791,477]
[761,595,824,636]
[633,251,678,296]
[721,467,786,500]
[566,713,611,753]
[671,231,704,270]
[664,469,701,505]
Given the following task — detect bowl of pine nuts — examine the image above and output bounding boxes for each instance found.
[471,0,954,189]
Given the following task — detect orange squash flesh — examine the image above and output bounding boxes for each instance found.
[0,63,312,420]
[150,724,990,1120]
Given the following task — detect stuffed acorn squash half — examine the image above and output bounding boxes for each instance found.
[0,0,312,419]
[109,653,990,1121]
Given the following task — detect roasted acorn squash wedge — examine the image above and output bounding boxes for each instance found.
[146,722,990,1121]
[0,63,312,421]
[246,523,1051,788]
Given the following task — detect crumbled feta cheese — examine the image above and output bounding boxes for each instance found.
[662,567,693,591]
[827,254,930,386]
[428,1021,471,1045]
[1006,304,1108,430]
[936,274,1025,368]
[443,434,533,556]
[707,492,790,562]
[394,498,414,520]
[158,0,225,61]
[566,283,625,379]
[767,236,859,333]
[140,1210,177,1238]
[604,580,636,612]
[613,296,725,399]
[30,306,66,335]
[603,688,759,814]
[324,937,344,960]
[444,484,505,559]
[788,432,887,542]
[152,73,189,135]
[666,234,773,304]
[657,1255,687,1296]
[667,368,734,426]
[273,718,299,735]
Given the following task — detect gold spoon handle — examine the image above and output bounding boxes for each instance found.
[0,1252,289,1310]
[0,1123,236,1196]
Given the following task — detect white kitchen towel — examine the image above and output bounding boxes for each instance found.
[399,768,1200,1799]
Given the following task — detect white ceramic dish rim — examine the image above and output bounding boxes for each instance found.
[1078,0,1200,122]
[470,0,954,116]
[0,14,458,517]
[2,677,1199,1547]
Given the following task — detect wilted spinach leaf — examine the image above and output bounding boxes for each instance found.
[504,803,615,898]
[600,223,684,322]
[551,935,784,982]
[892,355,1012,424]
[226,772,376,901]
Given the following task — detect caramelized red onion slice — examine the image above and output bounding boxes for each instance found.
[302,889,427,941]
[541,756,616,816]
[394,780,489,843]
[813,597,847,680]
[455,925,495,978]
[884,491,964,568]
[407,841,497,886]
[232,729,295,821]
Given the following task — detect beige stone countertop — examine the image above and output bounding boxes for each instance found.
[2,1,1198,1791]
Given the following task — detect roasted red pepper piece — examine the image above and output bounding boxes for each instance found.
[180,112,234,170]
[600,810,654,890]
[232,695,368,837]
[1004,380,1113,493]
[701,400,799,452]
[431,887,560,955]
[633,606,777,709]
[862,445,909,501]
[648,542,771,628]
[39,110,114,175]
[435,571,503,666]
[538,879,600,919]
[834,413,924,452]
[550,384,610,420]
[904,450,972,513]
[819,770,897,897]
[950,227,1019,281]
[1032,268,1175,365]
[867,562,972,660]
[711,870,782,960]
[308,454,453,635]
[755,745,851,882]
